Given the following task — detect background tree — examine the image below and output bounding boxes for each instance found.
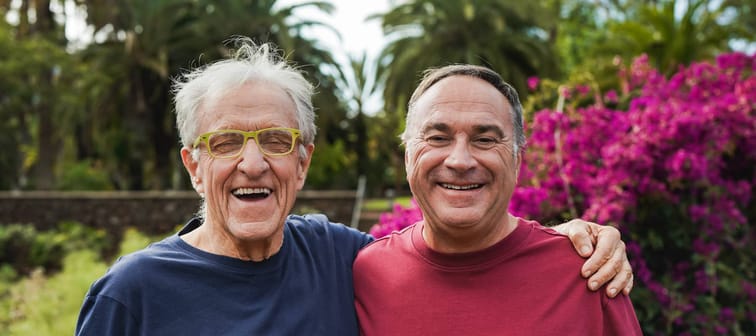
[0,0,82,190]
[42,0,342,190]
[579,0,747,74]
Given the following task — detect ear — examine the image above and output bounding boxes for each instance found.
[296,143,315,190]
[180,147,204,195]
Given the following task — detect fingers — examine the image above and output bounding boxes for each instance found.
[602,257,633,297]
[581,226,620,279]
[586,241,626,296]
[622,268,634,296]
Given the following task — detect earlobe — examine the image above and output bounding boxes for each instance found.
[296,144,315,189]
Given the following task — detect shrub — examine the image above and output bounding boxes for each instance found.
[0,222,107,279]
[56,160,113,191]
[513,53,755,335]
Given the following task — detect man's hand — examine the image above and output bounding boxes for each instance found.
[552,219,634,298]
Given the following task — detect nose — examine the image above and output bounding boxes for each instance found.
[236,138,269,176]
[443,136,477,172]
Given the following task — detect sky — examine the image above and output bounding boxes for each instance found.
[278,0,393,114]
[280,0,392,61]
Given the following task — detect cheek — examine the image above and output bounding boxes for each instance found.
[200,160,235,188]
[404,146,426,176]
[406,147,440,186]
[495,151,519,177]
[271,158,303,186]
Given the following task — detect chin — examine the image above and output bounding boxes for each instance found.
[229,219,280,237]
[434,212,482,228]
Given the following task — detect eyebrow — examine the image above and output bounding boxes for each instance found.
[473,125,505,138]
[421,122,451,134]
[421,122,504,138]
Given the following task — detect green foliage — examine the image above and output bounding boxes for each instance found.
[56,160,114,191]
[306,139,356,189]
[0,222,108,280]
[0,251,106,335]
[565,0,745,75]
[1,0,753,194]
[0,227,166,335]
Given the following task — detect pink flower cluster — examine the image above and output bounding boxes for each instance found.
[512,52,755,334]
[368,199,423,238]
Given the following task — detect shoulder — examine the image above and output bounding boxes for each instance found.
[355,223,415,264]
[87,236,180,296]
[520,217,571,243]
[514,218,585,267]
[286,214,369,239]
[362,223,413,249]
[286,214,374,251]
[111,236,180,269]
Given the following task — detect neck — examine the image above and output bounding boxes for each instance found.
[181,223,284,262]
[422,213,518,254]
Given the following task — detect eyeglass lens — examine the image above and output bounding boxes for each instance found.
[208,129,295,156]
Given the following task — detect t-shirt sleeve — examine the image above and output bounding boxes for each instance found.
[329,219,374,258]
[301,214,374,254]
[601,294,643,335]
[76,294,139,336]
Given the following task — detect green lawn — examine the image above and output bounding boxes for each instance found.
[362,196,413,211]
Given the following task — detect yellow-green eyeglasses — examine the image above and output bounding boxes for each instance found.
[192,127,301,158]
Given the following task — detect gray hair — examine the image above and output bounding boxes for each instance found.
[401,64,526,154]
[173,37,316,160]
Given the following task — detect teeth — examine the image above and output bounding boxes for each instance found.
[441,183,480,190]
[232,187,271,196]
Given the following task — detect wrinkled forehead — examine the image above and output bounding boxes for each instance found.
[197,82,298,129]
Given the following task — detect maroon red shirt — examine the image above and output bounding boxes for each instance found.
[354,217,642,336]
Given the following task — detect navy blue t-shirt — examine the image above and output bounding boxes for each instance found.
[76,214,373,335]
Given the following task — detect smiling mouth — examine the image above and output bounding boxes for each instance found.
[440,183,482,190]
[232,187,272,200]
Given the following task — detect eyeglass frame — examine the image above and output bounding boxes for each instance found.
[192,127,302,158]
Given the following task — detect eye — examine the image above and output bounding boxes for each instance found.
[424,135,452,147]
[258,129,296,154]
[472,136,500,149]
[208,132,244,154]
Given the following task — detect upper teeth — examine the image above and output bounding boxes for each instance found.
[233,187,271,196]
[441,184,480,190]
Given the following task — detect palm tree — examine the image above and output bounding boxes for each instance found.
[591,0,746,74]
[377,0,558,110]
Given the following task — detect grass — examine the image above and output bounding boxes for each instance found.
[362,196,413,211]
